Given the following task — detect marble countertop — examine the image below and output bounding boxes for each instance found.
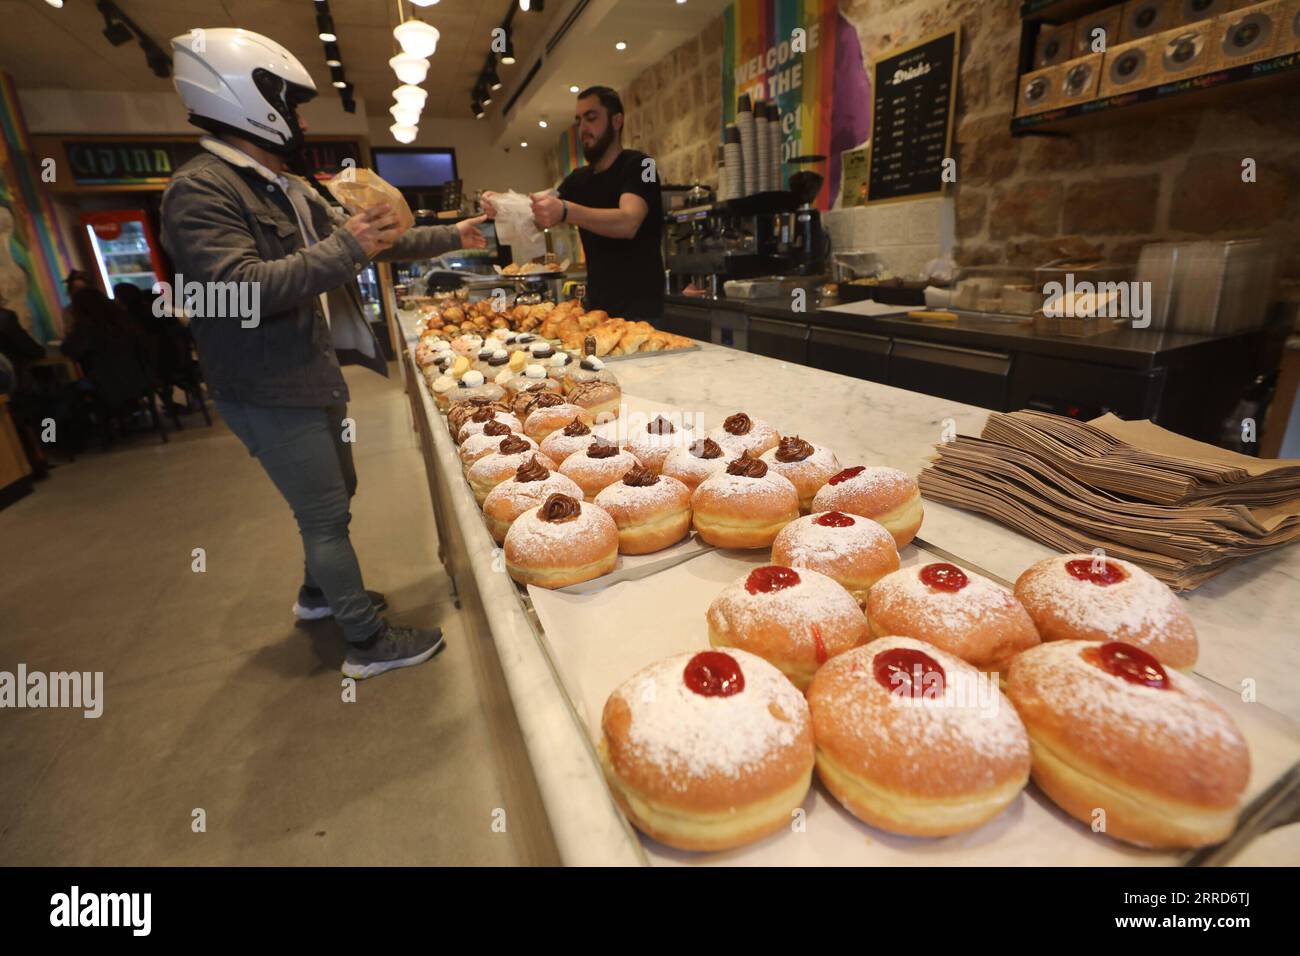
[398,313,1300,864]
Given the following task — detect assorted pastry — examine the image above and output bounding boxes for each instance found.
[467,435,557,504]
[690,451,800,549]
[810,465,924,548]
[771,511,900,608]
[1005,640,1247,848]
[482,456,585,545]
[407,329,1249,858]
[523,399,595,443]
[807,637,1032,837]
[557,437,641,498]
[707,564,870,690]
[867,562,1041,672]
[660,436,729,492]
[413,297,694,356]
[708,412,780,458]
[1014,554,1198,669]
[623,414,694,474]
[594,463,692,554]
[599,649,815,851]
[539,416,599,466]
[760,436,842,513]
[504,492,619,589]
[460,422,535,470]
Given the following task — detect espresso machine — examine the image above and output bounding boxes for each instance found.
[665,192,798,297]
[785,155,830,276]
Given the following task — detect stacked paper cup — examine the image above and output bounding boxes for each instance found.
[722,125,743,201]
[753,100,769,193]
[767,103,782,192]
[735,94,757,196]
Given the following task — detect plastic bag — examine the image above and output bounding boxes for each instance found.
[324,167,415,235]
[491,190,549,264]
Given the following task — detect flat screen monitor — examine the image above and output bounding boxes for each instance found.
[371,148,458,188]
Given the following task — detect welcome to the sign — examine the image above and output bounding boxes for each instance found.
[720,0,871,210]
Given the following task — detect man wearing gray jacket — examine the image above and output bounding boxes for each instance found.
[161,28,483,679]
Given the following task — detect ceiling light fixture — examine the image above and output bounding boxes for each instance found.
[485,62,502,91]
[330,65,347,88]
[390,103,421,126]
[409,0,441,6]
[393,19,439,58]
[316,13,337,43]
[389,52,430,85]
[323,41,342,67]
[500,30,516,65]
[472,100,485,119]
[615,41,627,51]
[393,84,428,109]
[569,85,580,93]
[520,0,544,10]
[99,2,132,46]
[390,123,418,145]
[45,0,64,8]
[538,119,548,128]
[520,141,528,148]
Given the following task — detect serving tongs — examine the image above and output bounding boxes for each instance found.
[1184,760,1300,866]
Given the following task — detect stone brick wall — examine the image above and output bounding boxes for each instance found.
[842,0,1300,277]
[548,1,1299,276]
[546,17,725,188]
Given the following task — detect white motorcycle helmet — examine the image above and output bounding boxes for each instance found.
[171,27,317,155]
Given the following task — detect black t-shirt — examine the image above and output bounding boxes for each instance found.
[558,149,663,319]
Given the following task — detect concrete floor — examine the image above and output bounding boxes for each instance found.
[0,365,543,865]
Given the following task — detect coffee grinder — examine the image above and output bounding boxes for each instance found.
[787,154,829,276]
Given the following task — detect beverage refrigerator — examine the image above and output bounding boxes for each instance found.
[80,209,166,298]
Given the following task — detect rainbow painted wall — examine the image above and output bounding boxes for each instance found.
[0,72,72,341]
[722,0,839,208]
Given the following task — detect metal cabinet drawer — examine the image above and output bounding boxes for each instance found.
[661,305,711,342]
[748,317,809,365]
[807,326,891,383]
[711,309,748,351]
[889,338,1012,410]
[1008,353,1165,423]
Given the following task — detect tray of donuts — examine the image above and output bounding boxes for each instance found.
[415,325,628,425]
[521,467,1299,864]
[441,395,768,587]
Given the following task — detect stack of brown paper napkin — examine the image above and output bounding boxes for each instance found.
[919,410,1300,590]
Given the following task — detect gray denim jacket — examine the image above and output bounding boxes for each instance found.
[159,149,460,407]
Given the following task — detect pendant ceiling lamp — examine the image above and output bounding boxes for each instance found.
[390,103,421,126]
[393,20,439,58]
[389,52,430,85]
[393,84,428,109]
[390,123,418,144]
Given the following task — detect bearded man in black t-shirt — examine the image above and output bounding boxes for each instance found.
[486,86,664,320]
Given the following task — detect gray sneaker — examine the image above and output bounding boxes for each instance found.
[342,624,445,680]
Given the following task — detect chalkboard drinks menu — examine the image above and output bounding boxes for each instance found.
[867,29,960,203]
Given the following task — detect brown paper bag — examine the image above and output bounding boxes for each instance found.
[323,167,415,235]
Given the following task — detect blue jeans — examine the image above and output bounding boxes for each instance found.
[216,400,380,643]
